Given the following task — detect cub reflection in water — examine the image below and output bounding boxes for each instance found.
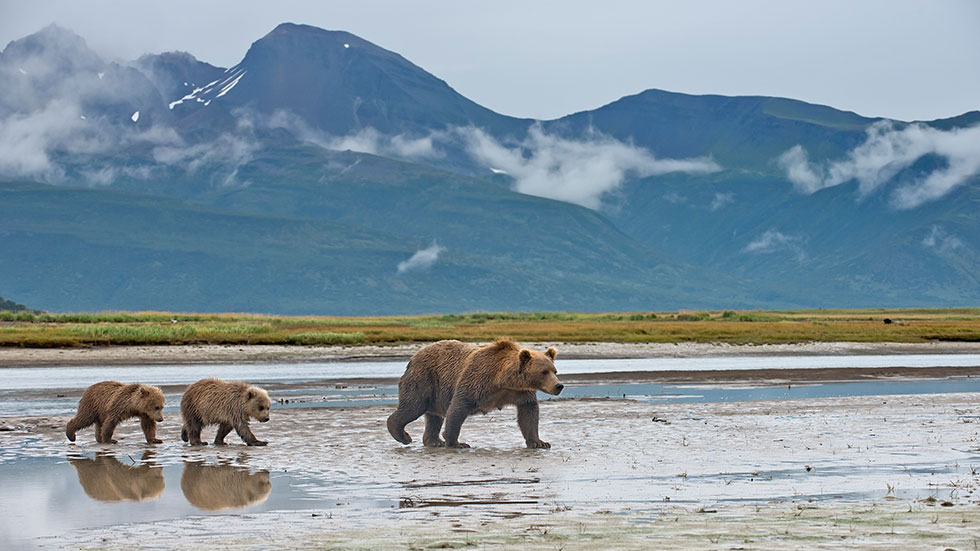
[68,451,164,503]
[180,461,272,511]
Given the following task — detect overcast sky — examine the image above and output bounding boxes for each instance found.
[1,1,978,121]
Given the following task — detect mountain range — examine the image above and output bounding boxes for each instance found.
[0,23,977,314]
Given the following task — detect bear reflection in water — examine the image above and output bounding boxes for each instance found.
[68,451,164,503]
[180,461,272,511]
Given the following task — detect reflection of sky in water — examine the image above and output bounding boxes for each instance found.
[0,454,341,550]
[547,378,980,404]
[5,376,980,417]
[2,354,980,390]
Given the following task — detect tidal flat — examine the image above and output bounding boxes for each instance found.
[1,381,979,550]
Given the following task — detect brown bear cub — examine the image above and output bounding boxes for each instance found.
[180,378,271,446]
[66,381,166,444]
[387,339,563,449]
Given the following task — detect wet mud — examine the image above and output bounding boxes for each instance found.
[1,390,979,549]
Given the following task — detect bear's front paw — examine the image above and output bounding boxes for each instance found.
[149,438,163,444]
[105,439,118,445]
[526,440,551,449]
[248,440,268,446]
[446,441,470,449]
[423,439,446,448]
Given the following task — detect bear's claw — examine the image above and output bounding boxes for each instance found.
[527,440,551,449]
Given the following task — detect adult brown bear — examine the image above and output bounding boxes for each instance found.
[387,339,563,449]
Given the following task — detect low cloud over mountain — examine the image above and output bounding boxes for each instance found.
[778,121,980,209]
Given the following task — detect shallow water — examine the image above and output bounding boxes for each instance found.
[2,353,979,390]
[3,391,980,550]
[2,354,980,417]
[0,452,358,549]
[6,378,980,418]
[2,393,979,550]
[2,354,980,549]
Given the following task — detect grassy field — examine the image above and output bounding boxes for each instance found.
[1,308,979,348]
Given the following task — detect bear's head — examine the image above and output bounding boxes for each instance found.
[517,347,564,395]
[244,386,271,423]
[137,385,165,422]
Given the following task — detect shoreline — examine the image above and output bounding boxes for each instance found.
[3,340,980,368]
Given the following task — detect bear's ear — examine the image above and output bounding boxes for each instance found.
[247,388,256,400]
[518,349,532,371]
[139,386,150,397]
[545,347,557,361]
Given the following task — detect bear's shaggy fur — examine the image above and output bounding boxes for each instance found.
[181,462,272,511]
[387,339,563,449]
[65,381,165,444]
[180,378,271,446]
[68,452,164,503]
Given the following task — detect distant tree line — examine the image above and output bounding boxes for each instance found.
[0,296,35,313]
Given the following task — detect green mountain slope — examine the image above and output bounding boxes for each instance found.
[0,180,745,314]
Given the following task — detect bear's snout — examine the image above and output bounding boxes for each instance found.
[155,414,164,422]
[553,383,564,395]
[259,417,269,423]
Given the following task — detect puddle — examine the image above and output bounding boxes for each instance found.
[0,452,364,549]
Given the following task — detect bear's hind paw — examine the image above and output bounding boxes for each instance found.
[526,440,551,449]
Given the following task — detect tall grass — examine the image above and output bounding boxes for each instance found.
[285,332,366,346]
[1,308,978,347]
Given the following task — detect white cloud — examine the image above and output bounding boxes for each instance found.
[459,124,720,210]
[397,242,446,274]
[710,192,734,211]
[922,225,964,253]
[0,100,82,179]
[776,145,823,194]
[152,133,255,172]
[744,229,806,261]
[777,121,980,208]
[0,98,182,184]
[265,110,440,160]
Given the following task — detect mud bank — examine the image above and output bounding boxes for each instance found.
[33,502,980,551]
[4,340,980,368]
[2,392,979,549]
